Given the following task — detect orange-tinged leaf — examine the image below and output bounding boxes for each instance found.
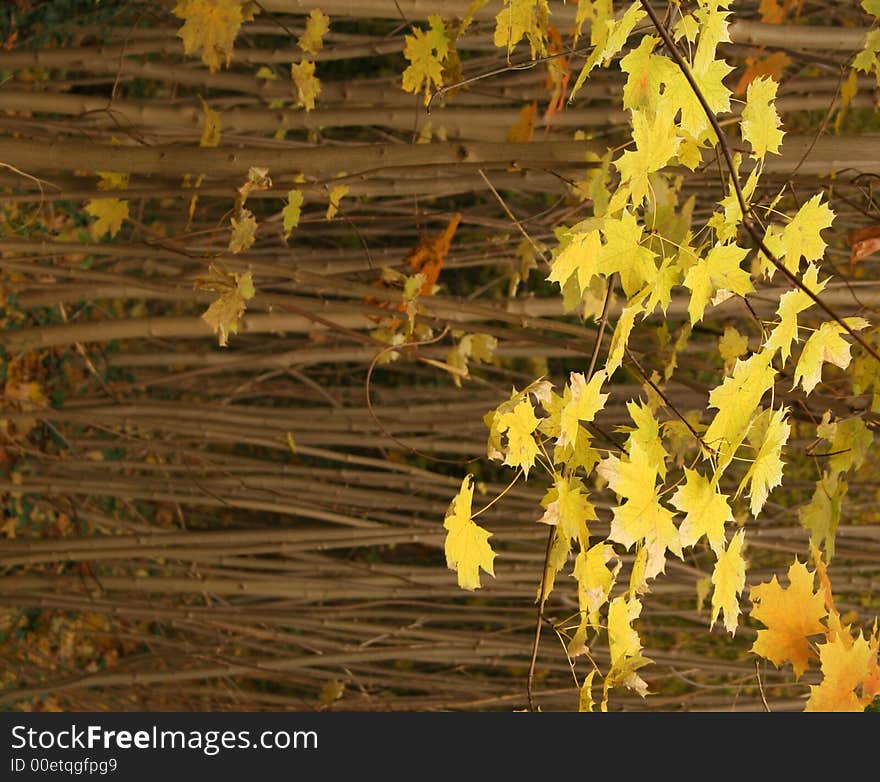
[85,198,128,240]
[173,0,244,73]
[443,475,496,590]
[805,634,874,711]
[734,51,791,96]
[750,559,827,678]
[238,166,272,205]
[403,212,460,291]
[848,224,880,265]
[291,59,321,111]
[298,8,330,56]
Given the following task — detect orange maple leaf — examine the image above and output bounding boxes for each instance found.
[367,213,461,328]
[734,51,791,96]
[749,559,828,679]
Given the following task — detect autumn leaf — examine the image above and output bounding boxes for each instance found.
[603,594,651,709]
[199,97,221,147]
[737,407,790,516]
[401,15,449,105]
[493,0,550,58]
[291,59,321,111]
[793,317,870,395]
[806,634,875,711]
[718,325,748,372]
[85,198,129,240]
[711,529,747,635]
[682,242,753,325]
[734,51,791,96]
[740,76,785,160]
[506,101,537,143]
[325,183,348,220]
[763,264,827,363]
[780,193,835,271]
[237,166,272,206]
[282,189,304,239]
[704,350,776,466]
[496,397,541,477]
[848,224,880,265]
[194,262,255,347]
[669,469,732,554]
[614,104,682,206]
[443,475,496,590]
[298,9,330,55]
[173,0,245,73]
[750,559,828,678]
[557,370,608,449]
[228,208,257,253]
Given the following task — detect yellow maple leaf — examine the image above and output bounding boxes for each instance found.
[325,183,348,220]
[670,469,732,554]
[228,208,257,253]
[291,59,321,111]
[298,8,330,56]
[781,193,835,271]
[806,634,875,711]
[496,397,541,477]
[704,350,776,467]
[682,242,753,325]
[401,15,449,105]
[173,0,245,73]
[85,197,128,240]
[603,595,651,709]
[741,76,785,160]
[763,264,827,362]
[557,370,608,449]
[710,529,747,635]
[199,97,221,147]
[737,407,790,517]
[282,189,304,239]
[443,475,496,590]
[794,317,870,395]
[194,262,255,347]
[494,0,550,58]
[750,559,828,678]
[614,104,683,206]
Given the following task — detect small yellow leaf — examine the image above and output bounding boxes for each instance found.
[325,183,348,220]
[194,262,256,347]
[282,190,304,238]
[298,9,330,56]
[199,97,221,147]
[286,431,296,454]
[291,59,321,111]
[85,198,128,239]
[710,529,747,635]
[229,209,258,253]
